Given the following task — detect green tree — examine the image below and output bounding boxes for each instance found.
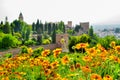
[74,25,81,32]
[39,21,43,34]
[10,23,15,35]
[48,23,52,34]
[58,21,65,33]
[52,23,56,43]
[32,22,36,31]
[26,25,31,40]
[3,21,11,34]
[0,21,3,31]
[44,22,48,32]
[88,26,94,38]
[36,19,41,34]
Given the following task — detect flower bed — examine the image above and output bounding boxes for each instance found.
[0,41,120,80]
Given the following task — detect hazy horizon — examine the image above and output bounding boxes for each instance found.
[0,0,120,25]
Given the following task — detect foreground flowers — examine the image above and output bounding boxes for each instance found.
[1,41,120,80]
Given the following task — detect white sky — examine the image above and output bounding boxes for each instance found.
[0,0,120,25]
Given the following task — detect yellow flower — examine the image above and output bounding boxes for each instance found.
[90,73,102,80]
[81,65,91,73]
[51,61,59,69]
[41,49,50,57]
[1,76,9,80]
[61,56,69,65]
[87,47,97,57]
[61,78,68,80]
[75,63,81,69]
[110,41,116,48]
[19,72,26,75]
[27,48,33,53]
[115,46,120,52]
[52,73,61,79]
[82,55,92,62]
[75,43,88,50]
[70,64,75,71]
[53,48,62,58]
[0,66,3,71]
[44,69,51,76]
[103,75,113,80]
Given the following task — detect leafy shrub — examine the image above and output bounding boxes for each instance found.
[98,35,117,49]
[42,39,50,45]
[20,46,28,54]
[3,53,13,58]
[32,47,44,57]
[69,34,90,52]
[24,40,36,46]
[2,34,21,49]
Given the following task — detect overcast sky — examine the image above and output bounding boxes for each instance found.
[0,0,120,25]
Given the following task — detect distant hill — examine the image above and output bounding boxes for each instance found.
[92,24,120,31]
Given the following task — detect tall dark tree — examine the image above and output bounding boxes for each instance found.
[44,22,48,31]
[0,21,3,31]
[12,20,22,32]
[74,25,81,32]
[32,22,36,31]
[52,23,56,43]
[58,21,65,33]
[26,25,31,40]
[48,23,52,34]
[36,19,40,33]
[39,21,43,34]
[3,21,11,34]
[10,23,15,35]
[88,26,94,38]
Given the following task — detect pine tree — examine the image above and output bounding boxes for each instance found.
[36,19,40,33]
[52,23,56,43]
[32,22,36,31]
[88,26,94,38]
[3,22,11,34]
[44,22,48,32]
[48,23,52,34]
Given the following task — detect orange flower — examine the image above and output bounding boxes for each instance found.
[44,69,51,76]
[87,47,97,57]
[0,66,3,71]
[41,49,50,57]
[115,46,120,52]
[42,60,50,69]
[75,43,88,50]
[99,52,107,61]
[103,75,113,80]
[53,48,62,58]
[27,48,33,53]
[61,56,69,65]
[61,78,68,80]
[81,65,91,73]
[113,56,120,63]
[51,61,59,69]
[90,73,102,80]
[52,73,61,79]
[70,65,75,71]
[82,55,92,62]
[1,76,9,80]
[110,41,116,48]
[75,63,81,69]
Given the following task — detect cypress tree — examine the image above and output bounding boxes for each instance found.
[52,23,56,43]
[88,26,94,38]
